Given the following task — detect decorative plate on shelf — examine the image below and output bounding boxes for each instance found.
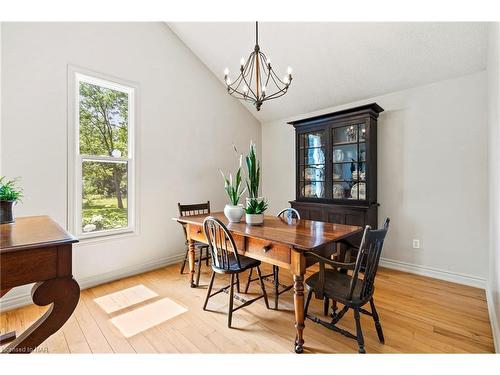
[304,167,324,181]
[333,149,344,162]
[351,182,366,200]
[333,184,344,199]
[303,183,324,198]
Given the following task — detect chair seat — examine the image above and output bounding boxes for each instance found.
[305,269,371,305]
[194,241,208,249]
[212,254,261,274]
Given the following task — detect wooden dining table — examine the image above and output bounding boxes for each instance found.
[174,211,362,353]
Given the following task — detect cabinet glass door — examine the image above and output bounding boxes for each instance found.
[332,123,367,201]
[298,130,326,198]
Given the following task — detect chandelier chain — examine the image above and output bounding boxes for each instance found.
[256,21,258,45]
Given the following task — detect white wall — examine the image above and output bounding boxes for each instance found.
[0,22,260,308]
[487,22,500,352]
[262,72,489,286]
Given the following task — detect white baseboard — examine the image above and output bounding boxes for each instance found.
[379,257,486,289]
[486,287,500,353]
[0,290,33,312]
[77,253,185,290]
[0,252,185,312]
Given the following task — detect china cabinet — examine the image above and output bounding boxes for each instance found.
[289,103,383,243]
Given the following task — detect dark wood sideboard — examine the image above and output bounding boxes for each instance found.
[289,103,384,251]
[0,216,79,353]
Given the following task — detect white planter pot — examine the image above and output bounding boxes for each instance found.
[245,197,265,225]
[224,204,244,223]
[245,213,264,225]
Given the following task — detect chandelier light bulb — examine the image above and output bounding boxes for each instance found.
[224,67,229,76]
[287,66,293,75]
[284,76,290,84]
[240,57,245,66]
[262,85,266,92]
[243,85,248,93]
[267,58,271,66]
[226,77,231,85]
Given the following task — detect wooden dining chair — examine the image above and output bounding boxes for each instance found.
[320,218,391,319]
[244,208,300,309]
[202,216,270,328]
[337,217,390,263]
[303,219,390,353]
[177,201,211,287]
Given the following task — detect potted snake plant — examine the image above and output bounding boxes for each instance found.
[245,141,267,225]
[0,176,23,224]
[220,152,246,223]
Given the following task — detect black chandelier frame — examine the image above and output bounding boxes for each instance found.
[224,22,292,111]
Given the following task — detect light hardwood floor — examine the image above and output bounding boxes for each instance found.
[0,262,495,353]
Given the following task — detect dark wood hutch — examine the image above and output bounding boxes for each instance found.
[289,103,384,247]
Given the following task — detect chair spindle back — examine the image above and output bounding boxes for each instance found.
[203,216,242,272]
[276,208,301,223]
[303,218,389,303]
[348,222,389,301]
[177,201,211,241]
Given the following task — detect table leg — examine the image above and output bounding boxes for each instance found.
[2,277,80,354]
[293,274,305,353]
[188,238,196,288]
[291,249,306,354]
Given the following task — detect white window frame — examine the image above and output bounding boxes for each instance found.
[68,66,137,240]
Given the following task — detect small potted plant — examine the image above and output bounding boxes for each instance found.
[245,198,268,225]
[220,153,246,223]
[245,141,267,225]
[0,176,23,224]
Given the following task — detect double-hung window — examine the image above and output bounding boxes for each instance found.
[70,70,136,238]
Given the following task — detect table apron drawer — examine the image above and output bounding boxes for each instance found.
[187,224,207,243]
[187,224,245,251]
[245,238,291,266]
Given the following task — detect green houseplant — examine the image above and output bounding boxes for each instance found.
[0,176,23,224]
[220,152,246,223]
[245,141,267,225]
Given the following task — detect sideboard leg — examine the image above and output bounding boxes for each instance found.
[0,331,16,345]
[2,277,80,354]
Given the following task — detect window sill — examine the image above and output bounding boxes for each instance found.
[76,228,137,246]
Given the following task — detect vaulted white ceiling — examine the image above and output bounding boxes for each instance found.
[169,22,488,123]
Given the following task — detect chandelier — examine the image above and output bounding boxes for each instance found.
[224,22,293,111]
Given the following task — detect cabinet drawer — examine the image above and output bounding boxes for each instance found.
[245,237,291,267]
[344,212,365,226]
[1,248,58,289]
[325,207,367,226]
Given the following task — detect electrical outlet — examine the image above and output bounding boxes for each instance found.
[412,239,420,249]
